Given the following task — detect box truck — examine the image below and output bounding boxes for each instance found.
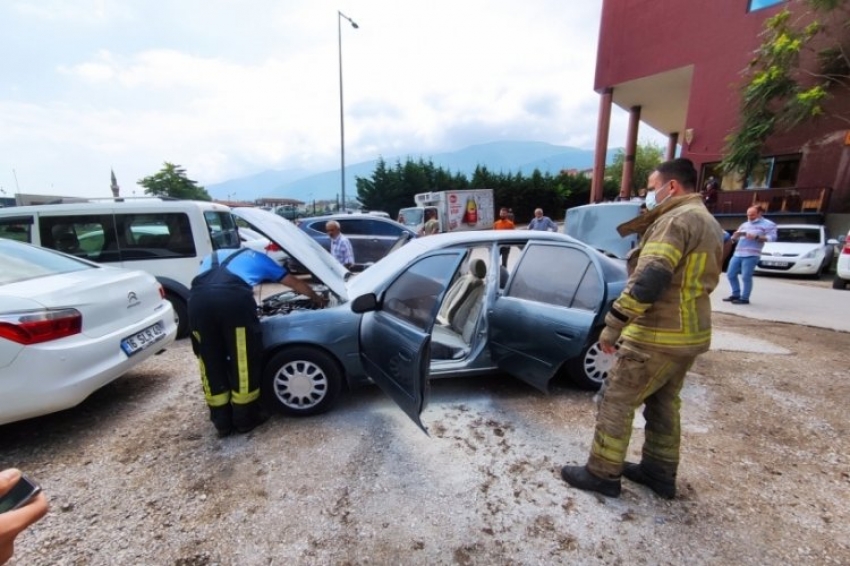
[397,189,495,235]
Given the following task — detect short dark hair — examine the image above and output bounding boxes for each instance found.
[656,158,697,191]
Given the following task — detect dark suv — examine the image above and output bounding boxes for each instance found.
[298,214,416,265]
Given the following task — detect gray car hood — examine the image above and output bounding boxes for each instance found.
[231,207,349,301]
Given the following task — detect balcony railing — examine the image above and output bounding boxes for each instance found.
[711,186,831,218]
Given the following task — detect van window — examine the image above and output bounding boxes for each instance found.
[38,213,200,262]
[0,216,33,243]
[204,211,240,250]
[117,213,196,260]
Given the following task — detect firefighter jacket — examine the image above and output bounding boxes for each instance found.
[605,193,724,356]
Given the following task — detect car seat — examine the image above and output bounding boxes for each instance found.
[436,258,487,327]
[431,259,487,360]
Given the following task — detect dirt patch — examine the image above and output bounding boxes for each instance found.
[2,312,849,565]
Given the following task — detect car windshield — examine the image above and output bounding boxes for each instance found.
[775,228,821,244]
[0,240,92,285]
[397,207,424,229]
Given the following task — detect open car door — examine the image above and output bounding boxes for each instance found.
[355,251,466,432]
[488,242,601,392]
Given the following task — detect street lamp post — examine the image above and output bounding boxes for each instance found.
[338,10,358,213]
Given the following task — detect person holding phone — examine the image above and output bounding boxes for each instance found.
[724,205,777,305]
[0,469,48,565]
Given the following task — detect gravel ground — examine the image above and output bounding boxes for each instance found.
[2,308,849,565]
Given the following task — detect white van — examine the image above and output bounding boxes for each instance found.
[0,198,241,337]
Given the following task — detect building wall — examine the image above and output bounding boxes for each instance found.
[596,0,849,212]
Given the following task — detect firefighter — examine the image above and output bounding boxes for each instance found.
[560,158,724,498]
[188,247,324,437]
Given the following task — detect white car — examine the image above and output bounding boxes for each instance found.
[0,239,178,425]
[238,225,289,265]
[755,224,837,277]
[833,229,850,289]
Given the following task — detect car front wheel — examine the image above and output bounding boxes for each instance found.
[566,332,617,390]
[262,347,343,416]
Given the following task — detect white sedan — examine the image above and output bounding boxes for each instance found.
[755,224,838,277]
[0,239,178,425]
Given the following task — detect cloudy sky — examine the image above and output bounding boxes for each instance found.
[0,0,664,199]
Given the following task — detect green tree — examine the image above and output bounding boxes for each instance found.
[604,141,664,197]
[138,162,211,200]
[355,157,468,218]
[723,0,849,174]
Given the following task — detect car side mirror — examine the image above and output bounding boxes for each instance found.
[350,293,378,313]
[827,238,839,246]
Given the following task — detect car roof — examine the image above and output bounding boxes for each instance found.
[347,229,627,297]
[0,198,231,215]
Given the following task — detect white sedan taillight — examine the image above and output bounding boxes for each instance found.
[0,309,83,345]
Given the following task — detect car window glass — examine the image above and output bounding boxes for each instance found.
[39,215,112,260]
[117,213,196,260]
[0,241,91,285]
[0,216,33,243]
[508,245,595,308]
[382,254,460,331]
[572,262,604,311]
[370,220,403,237]
[776,228,820,244]
[338,219,368,235]
[204,211,240,250]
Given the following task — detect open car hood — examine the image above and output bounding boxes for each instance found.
[231,207,349,301]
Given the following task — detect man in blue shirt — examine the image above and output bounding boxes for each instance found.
[326,220,355,268]
[527,208,558,231]
[188,248,324,437]
[724,205,777,304]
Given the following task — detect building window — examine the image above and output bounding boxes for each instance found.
[748,0,783,12]
[700,154,800,191]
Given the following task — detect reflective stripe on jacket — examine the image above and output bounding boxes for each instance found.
[615,193,724,355]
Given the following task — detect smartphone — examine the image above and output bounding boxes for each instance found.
[0,474,42,514]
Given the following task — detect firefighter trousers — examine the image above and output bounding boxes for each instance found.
[587,342,695,480]
[188,282,264,432]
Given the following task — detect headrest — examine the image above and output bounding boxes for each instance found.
[469,258,487,279]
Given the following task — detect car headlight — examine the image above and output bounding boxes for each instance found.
[801,249,820,259]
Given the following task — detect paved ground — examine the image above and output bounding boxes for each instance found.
[712,273,849,332]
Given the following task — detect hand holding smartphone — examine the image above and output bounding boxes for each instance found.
[0,474,41,514]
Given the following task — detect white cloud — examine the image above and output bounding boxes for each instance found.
[0,0,656,198]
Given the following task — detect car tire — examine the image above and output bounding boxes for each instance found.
[833,275,848,290]
[261,347,343,416]
[166,293,189,339]
[566,331,616,391]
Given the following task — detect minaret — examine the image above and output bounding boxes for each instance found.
[110,169,120,197]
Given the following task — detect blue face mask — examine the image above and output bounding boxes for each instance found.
[645,189,657,210]
[646,181,672,210]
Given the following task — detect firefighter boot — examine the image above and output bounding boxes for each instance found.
[233,401,269,434]
[622,461,677,499]
[209,405,233,438]
[560,465,621,498]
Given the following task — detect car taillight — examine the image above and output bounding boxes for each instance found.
[843,235,850,255]
[266,242,282,252]
[0,309,82,345]
[158,284,166,300]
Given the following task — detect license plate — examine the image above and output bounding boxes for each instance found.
[121,321,166,356]
[761,261,789,267]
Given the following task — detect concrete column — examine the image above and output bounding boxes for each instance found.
[620,106,641,200]
[666,132,679,161]
[591,89,613,203]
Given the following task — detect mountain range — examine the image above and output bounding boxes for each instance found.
[206,140,621,204]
